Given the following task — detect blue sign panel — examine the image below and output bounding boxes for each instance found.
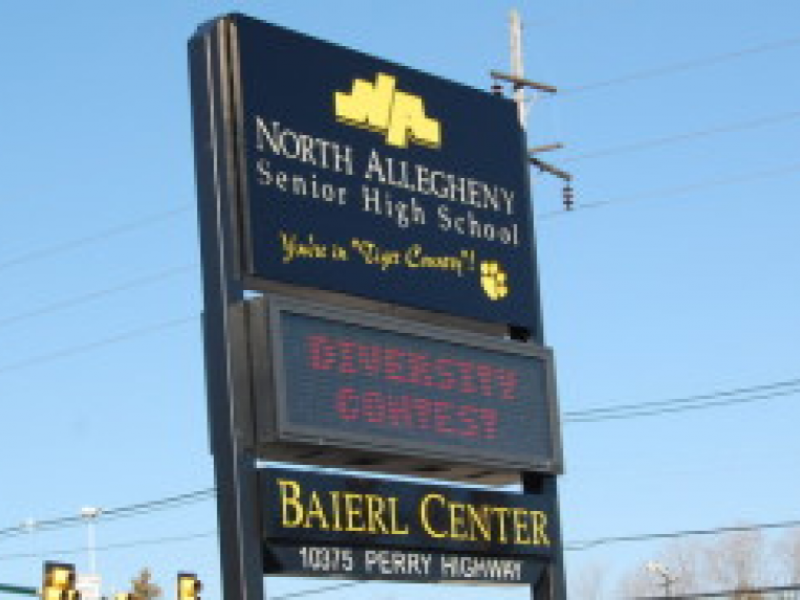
[227,15,542,331]
[261,466,557,583]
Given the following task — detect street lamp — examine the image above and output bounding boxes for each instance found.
[646,560,679,597]
[80,507,102,574]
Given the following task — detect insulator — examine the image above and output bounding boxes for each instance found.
[563,184,574,211]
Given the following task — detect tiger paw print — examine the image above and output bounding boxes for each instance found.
[480,260,509,301]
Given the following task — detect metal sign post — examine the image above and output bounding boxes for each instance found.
[189,17,265,600]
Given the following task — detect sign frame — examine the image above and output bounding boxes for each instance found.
[248,294,564,481]
[189,12,567,600]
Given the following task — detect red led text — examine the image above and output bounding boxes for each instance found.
[307,335,519,400]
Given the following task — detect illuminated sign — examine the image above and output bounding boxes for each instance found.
[261,467,557,583]
[222,15,542,332]
[249,295,561,480]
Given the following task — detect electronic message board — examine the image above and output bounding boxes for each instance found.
[260,467,557,584]
[221,15,542,332]
[248,295,562,481]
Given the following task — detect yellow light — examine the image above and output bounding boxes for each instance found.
[43,562,79,600]
[45,566,73,589]
[178,573,201,600]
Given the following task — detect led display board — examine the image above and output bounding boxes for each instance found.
[260,467,556,584]
[220,14,542,332]
[248,295,562,480]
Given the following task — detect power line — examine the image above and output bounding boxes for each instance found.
[0,298,795,428]
[0,264,196,330]
[565,376,800,423]
[0,41,796,274]
[566,386,800,423]
[566,518,800,552]
[562,109,800,163]
[0,376,793,539]
[0,205,191,273]
[100,488,216,523]
[638,583,800,600]
[563,34,800,95]
[0,296,794,425]
[567,376,800,416]
[4,518,800,565]
[0,138,793,283]
[0,164,794,381]
[0,472,797,584]
[0,530,368,600]
[0,315,197,378]
[0,516,83,541]
[274,582,367,599]
[0,531,217,561]
[0,489,216,541]
[537,160,800,219]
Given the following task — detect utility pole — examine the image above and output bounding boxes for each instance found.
[80,506,102,575]
[494,9,574,210]
[495,13,568,599]
[510,9,528,128]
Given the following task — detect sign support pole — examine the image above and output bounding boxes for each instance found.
[190,17,265,600]
[522,473,567,599]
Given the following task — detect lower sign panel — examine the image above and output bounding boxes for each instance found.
[260,467,558,558]
[264,543,544,585]
[259,467,557,584]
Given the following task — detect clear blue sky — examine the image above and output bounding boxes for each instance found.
[1,1,799,598]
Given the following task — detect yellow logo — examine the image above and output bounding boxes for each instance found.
[335,73,441,149]
[480,260,509,301]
